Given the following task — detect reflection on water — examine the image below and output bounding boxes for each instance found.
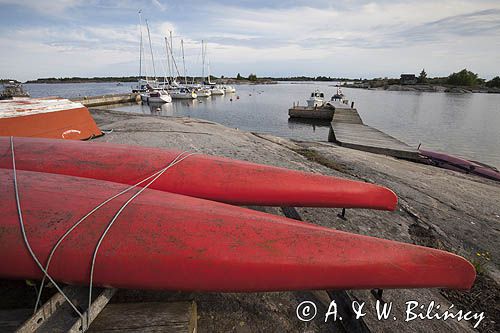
[26,81,500,168]
[287,118,331,133]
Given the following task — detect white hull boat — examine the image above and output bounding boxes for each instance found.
[196,88,212,97]
[141,90,172,103]
[222,85,236,93]
[170,88,197,99]
[209,85,225,95]
[306,90,325,107]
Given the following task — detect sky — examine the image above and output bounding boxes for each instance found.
[0,0,499,81]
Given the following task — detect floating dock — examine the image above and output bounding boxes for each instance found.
[328,104,421,161]
[288,105,335,120]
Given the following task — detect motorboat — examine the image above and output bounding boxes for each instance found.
[331,86,345,101]
[306,89,325,107]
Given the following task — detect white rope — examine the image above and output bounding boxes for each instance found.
[9,133,198,333]
[85,152,198,330]
[10,136,84,318]
[15,141,198,331]
[34,151,193,312]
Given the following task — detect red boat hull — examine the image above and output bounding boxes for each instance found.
[0,137,397,210]
[0,169,474,291]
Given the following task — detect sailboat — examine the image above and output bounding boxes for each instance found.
[200,41,224,96]
[134,12,171,103]
[165,34,197,99]
[194,40,212,98]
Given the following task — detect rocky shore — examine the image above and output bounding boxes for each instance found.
[1,109,498,332]
[345,83,500,94]
[89,109,499,332]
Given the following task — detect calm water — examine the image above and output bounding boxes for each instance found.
[25,82,500,168]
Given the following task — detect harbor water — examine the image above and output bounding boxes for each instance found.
[25,82,500,168]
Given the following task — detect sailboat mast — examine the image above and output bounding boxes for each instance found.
[206,42,213,85]
[181,39,187,85]
[138,10,145,80]
[164,37,172,85]
[145,19,157,80]
[201,40,205,84]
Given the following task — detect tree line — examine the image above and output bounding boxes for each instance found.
[416,68,499,87]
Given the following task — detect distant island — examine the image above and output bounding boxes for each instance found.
[343,69,500,94]
[4,68,499,93]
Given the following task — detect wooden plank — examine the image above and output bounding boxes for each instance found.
[330,122,420,160]
[15,287,115,333]
[87,301,197,333]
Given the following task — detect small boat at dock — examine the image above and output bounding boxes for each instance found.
[306,89,325,107]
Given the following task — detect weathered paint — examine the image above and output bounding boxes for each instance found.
[0,169,475,291]
[0,137,398,210]
[0,98,102,140]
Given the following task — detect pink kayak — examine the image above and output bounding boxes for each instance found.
[419,149,500,181]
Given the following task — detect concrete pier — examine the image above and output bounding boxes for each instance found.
[72,93,139,107]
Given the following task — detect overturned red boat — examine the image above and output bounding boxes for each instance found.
[0,136,398,210]
[0,98,102,140]
[0,169,475,291]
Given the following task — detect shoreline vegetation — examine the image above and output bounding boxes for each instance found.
[2,68,499,93]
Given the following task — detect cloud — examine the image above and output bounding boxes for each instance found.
[151,0,167,11]
[0,0,83,15]
[1,0,500,80]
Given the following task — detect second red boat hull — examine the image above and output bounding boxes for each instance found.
[0,136,398,210]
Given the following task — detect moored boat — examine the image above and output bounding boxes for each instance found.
[222,84,236,94]
[169,87,197,99]
[140,84,172,103]
[209,84,225,95]
[307,89,325,107]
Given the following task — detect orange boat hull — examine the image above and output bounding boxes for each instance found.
[0,99,102,140]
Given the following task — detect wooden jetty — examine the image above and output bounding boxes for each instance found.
[288,99,358,121]
[328,104,421,161]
